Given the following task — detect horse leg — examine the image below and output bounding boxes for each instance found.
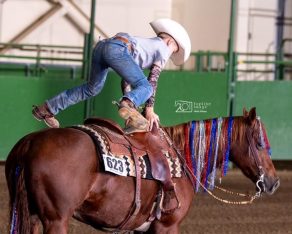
[25,130,99,234]
[43,218,69,234]
[30,215,41,234]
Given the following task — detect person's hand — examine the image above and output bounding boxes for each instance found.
[145,107,160,131]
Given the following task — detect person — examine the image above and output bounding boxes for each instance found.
[32,18,191,133]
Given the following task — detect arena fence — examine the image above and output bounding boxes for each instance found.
[232,51,292,160]
[0,71,228,160]
[0,48,291,160]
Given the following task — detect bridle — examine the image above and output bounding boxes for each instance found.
[246,118,266,197]
[162,117,268,204]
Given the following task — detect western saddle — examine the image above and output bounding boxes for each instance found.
[83,117,178,187]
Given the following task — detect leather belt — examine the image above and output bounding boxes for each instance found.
[112,36,133,52]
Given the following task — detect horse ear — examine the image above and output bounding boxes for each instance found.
[243,107,249,117]
[243,107,256,125]
[248,107,257,125]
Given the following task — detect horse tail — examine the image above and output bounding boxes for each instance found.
[5,136,32,234]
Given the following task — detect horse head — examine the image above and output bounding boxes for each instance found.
[229,107,280,196]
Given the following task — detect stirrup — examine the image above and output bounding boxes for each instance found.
[160,186,181,214]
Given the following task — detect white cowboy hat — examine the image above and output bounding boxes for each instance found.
[150,18,191,66]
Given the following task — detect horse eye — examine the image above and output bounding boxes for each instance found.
[256,142,264,150]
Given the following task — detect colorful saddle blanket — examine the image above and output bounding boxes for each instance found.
[72,118,183,179]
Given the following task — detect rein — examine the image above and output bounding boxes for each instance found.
[173,144,261,205]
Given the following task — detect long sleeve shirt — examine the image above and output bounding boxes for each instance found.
[118,33,170,107]
[122,64,161,107]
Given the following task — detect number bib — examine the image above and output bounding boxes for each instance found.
[102,154,127,176]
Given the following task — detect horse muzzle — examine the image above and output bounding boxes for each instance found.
[266,177,280,195]
[255,174,280,196]
[260,176,280,195]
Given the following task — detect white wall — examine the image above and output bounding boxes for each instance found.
[0,0,172,45]
[0,0,172,65]
[0,0,291,76]
[236,0,277,54]
[284,0,292,56]
[0,0,231,51]
[172,0,231,52]
[235,0,292,80]
[90,0,172,38]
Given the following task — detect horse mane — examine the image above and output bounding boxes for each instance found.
[163,123,186,151]
[163,116,247,153]
[163,116,263,191]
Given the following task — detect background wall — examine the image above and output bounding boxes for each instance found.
[0,0,292,161]
[234,81,292,159]
[0,0,291,56]
[0,71,228,160]
[0,0,231,69]
[0,0,172,44]
[172,0,231,52]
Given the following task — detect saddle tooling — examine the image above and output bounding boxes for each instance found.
[72,118,183,222]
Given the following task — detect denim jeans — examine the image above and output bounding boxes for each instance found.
[46,38,153,115]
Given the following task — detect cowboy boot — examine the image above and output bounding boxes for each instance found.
[118,99,149,131]
[32,103,60,128]
[123,118,150,134]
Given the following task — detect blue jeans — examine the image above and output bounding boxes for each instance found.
[46,38,153,115]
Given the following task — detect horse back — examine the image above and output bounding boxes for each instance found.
[73,118,183,181]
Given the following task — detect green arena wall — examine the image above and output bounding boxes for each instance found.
[0,67,291,160]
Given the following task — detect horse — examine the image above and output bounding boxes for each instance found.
[5,107,280,234]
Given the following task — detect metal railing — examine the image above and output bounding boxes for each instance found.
[1,41,291,81]
[183,51,228,72]
[234,51,292,80]
[0,42,86,77]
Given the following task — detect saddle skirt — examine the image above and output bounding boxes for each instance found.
[72,118,183,179]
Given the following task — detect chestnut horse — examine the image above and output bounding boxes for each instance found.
[5,108,279,234]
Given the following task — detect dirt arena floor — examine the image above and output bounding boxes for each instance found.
[0,165,291,234]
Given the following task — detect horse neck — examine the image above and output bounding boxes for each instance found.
[165,116,243,191]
